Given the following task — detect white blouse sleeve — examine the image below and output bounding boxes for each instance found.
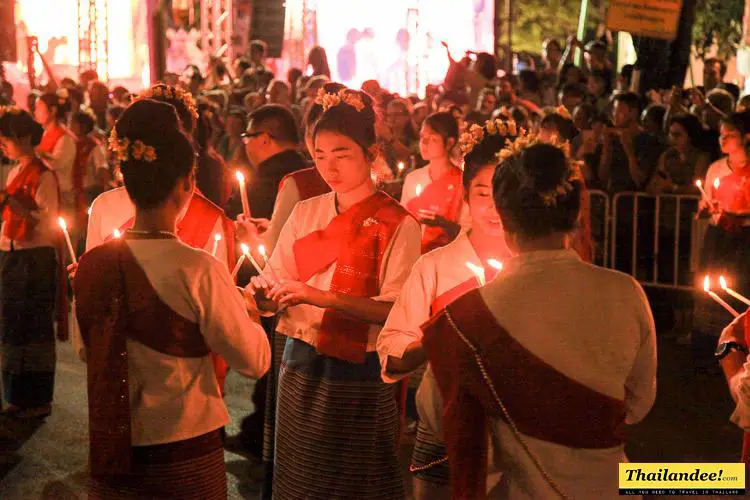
[264,178,301,255]
[265,203,300,282]
[46,134,76,192]
[196,258,271,379]
[623,279,658,425]
[377,254,435,383]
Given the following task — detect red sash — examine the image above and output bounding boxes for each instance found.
[279,167,331,202]
[38,125,69,155]
[75,240,208,478]
[406,167,464,254]
[422,290,627,499]
[430,278,480,315]
[715,170,750,214]
[292,191,409,363]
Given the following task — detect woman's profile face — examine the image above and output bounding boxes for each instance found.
[386,102,409,131]
[719,124,743,155]
[419,124,449,161]
[0,136,23,160]
[314,130,372,195]
[468,164,504,237]
[668,123,690,152]
[34,100,52,126]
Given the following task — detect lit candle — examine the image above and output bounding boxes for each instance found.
[258,244,280,282]
[694,179,710,204]
[58,217,77,264]
[211,233,222,257]
[113,229,122,239]
[236,171,251,217]
[241,243,264,275]
[466,262,486,286]
[719,275,750,307]
[487,259,503,271]
[714,177,721,190]
[704,275,739,317]
[416,184,423,197]
[397,162,405,174]
[231,254,247,280]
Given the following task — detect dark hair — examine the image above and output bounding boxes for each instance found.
[573,103,597,130]
[612,92,642,113]
[250,40,268,57]
[668,113,705,150]
[307,46,331,79]
[620,64,634,84]
[474,53,498,81]
[248,104,300,145]
[235,57,251,74]
[72,111,96,134]
[115,99,196,210]
[721,110,750,137]
[540,113,578,142]
[195,101,218,153]
[146,84,197,134]
[718,82,741,102]
[588,69,612,96]
[0,109,44,146]
[558,63,583,89]
[313,89,377,155]
[560,82,586,99]
[463,127,514,191]
[493,143,582,238]
[519,70,541,94]
[226,106,248,127]
[107,105,125,123]
[39,91,71,122]
[422,111,459,147]
[641,104,666,129]
[303,82,347,135]
[705,57,728,78]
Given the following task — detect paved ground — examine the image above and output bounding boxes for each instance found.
[0,327,745,499]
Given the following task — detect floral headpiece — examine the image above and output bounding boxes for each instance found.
[314,88,366,112]
[458,118,519,157]
[108,129,158,163]
[0,106,23,119]
[136,84,199,121]
[496,130,582,207]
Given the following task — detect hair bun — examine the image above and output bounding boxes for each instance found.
[114,98,182,146]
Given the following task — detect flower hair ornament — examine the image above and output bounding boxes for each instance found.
[108,129,158,163]
[314,88,366,112]
[458,118,519,156]
[135,84,199,121]
[496,129,583,207]
[553,105,572,121]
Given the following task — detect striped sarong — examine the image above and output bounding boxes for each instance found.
[88,430,226,500]
[410,423,449,484]
[273,338,404,499]
[0,247,57,409]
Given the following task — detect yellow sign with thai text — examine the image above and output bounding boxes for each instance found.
[619,463,745,495]
[606,0,683,41]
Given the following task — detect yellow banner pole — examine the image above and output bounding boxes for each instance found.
[575,0,590,66]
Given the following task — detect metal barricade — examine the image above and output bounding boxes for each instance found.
[610,192,700,291]
[587,189,610,268]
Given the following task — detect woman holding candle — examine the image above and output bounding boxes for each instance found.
[421,136,657,499]
[74,98,270,499]
[248,88,421,498]
[401,111,469,254]
[0,107,62,418]
[695,111,750,363]
[377,120,514,499]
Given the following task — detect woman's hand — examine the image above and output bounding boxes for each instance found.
[241,286,261,323]
[67,262,78,282]
[268,279,330,308]
[246,275,280,312]
[235,215,268,244]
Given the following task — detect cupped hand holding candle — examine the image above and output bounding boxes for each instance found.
[236,171,251,217]
[719,275,750,307]
[704,275,740,317]
[58,217,78,264]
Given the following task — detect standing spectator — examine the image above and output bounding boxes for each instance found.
[249,40,268,72]
[587,69,612,113]
[703,57,727,93]
[218,107,250,171]
[518,69,543,107]
[380,98,418,173]
[70,109,109,212]
[307,46,331,79]
[600,92,664,192]
[195,103,230,207]
[648,114,710,193]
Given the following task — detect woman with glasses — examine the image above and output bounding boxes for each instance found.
[379,98,418,174]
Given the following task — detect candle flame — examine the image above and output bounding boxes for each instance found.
[258,244,267,256]
[487,259,503,271]
[714,178,721,190]
[57,217,67,230]
[719,275,729,290]
[416,184,423,197]
[695,179,702,188]
[240,243,250,255]
[87,206,93,216]
[113,229,122,239]
[398,162,405,171]
[703,275,711,293]
[214,233,222,242]
[235,171,245,183]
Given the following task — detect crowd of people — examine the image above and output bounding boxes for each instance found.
[0,32,750,498]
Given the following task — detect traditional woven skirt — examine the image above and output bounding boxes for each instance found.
[410,364,448,485]
[260,329,288,499]
[694,223,750,338]
[0,247,57,409]
[88,430,226,499]
[273,338,404,499]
